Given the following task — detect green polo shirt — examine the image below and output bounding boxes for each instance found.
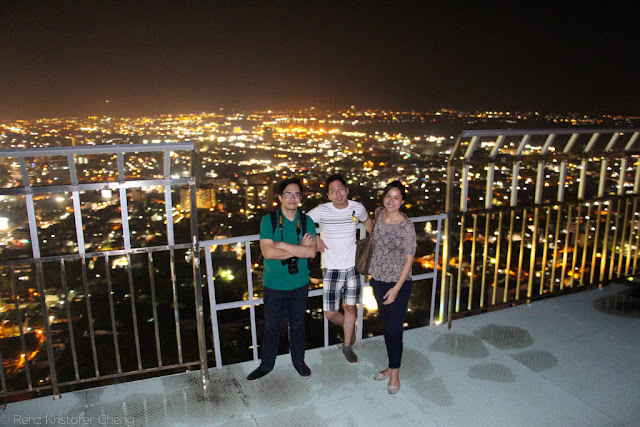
[260,210,316,290]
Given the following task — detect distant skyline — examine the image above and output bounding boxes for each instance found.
[1,1,639,119]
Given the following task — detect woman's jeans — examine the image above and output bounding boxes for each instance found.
[371,278,412,369]
[259,283,309,371]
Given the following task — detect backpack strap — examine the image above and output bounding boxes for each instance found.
[270,210,279,234]
[270,210,306,238]
[300,211,307,235]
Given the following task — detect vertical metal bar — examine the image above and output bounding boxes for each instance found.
[511,161,520,207]
[430,217,443,326]
[126,255,143,370]
[625,199,637,275]
[118,153,131,251]
[455,216,465,312]
[324,315,330,348]
[608,200,621,280]
[447,272,454,329]
[148,252,163,368]
[188,173,209,380]
[569,205,582,288]
[357,226,366,337]
[539,207,551,294]
[550,207,562,292]
[81,256,100,377]
[20,158,42,260]
[485,163,495,209]
[245,241,259,361]
[480,214,490,308]
[170,248,183,364]
[67,155,86,255]
[204,246,223,368]
[590,203,603,284]
[492,212,503,306]
[600,202,612,283]
[580,211,591,287]
[504,211,515,303]
[468,214,477,310]
[35,260,59,396]
[515,209,526,301]
[560,205,573,290]
[617,199,630,277]
[634,159,640,194]
[460,163,470,212]
[598,160,608,198]
[578,159,588,200]
[535,161,545,204]
[9,266,33,390]
[59,259,80,381]
[528,207,539,299]
[0,338,5,393]
[441,137,459,324]
[164,155,175,247]
[634,207,640,275]
[557,160,568,203]
[103,254,122,374]
[618,158,628,194]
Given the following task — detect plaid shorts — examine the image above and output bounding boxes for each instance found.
[322,267,362,312]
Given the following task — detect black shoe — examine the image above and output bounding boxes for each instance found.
[293,361,311,378]
[342,345,358,364]
[247,367,270,381]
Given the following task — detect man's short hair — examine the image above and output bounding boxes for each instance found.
[326,174,347,189]
[279,177,303,195]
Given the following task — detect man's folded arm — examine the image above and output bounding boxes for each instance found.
[260,239,294,260]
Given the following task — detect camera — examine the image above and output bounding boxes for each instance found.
[282,257,299,274]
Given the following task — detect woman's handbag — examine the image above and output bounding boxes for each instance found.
[355,234,374,275]
[354,209,381,275]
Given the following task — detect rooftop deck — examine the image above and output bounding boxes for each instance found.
[2,283,639,426]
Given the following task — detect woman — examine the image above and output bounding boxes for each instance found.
[369,180,416,394]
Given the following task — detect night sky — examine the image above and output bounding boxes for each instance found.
[1,1,638,119]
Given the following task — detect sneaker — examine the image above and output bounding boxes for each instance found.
[342,346,358,364]
[293,361,311,378]
[247,367,270,381]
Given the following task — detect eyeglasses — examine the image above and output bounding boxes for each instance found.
[283,192,302,199]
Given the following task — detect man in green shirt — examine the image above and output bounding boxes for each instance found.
[247,178,317,381]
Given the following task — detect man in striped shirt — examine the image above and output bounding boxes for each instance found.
[307,174,373,364]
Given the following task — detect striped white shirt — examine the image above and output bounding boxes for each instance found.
[307,200,369,270]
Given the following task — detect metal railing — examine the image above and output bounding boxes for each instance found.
[0,142,446,401]
[5,127,639,400]
[200,213,446,369]
[0,143,208,399]
[441,128,640,320]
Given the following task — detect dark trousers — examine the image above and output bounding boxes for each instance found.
[371,278,412,369]
[259,283,309,371]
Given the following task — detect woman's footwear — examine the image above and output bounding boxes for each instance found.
[387,384,400,394]
[374,371,390,381]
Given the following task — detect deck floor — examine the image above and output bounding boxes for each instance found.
[2,283,639,426]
